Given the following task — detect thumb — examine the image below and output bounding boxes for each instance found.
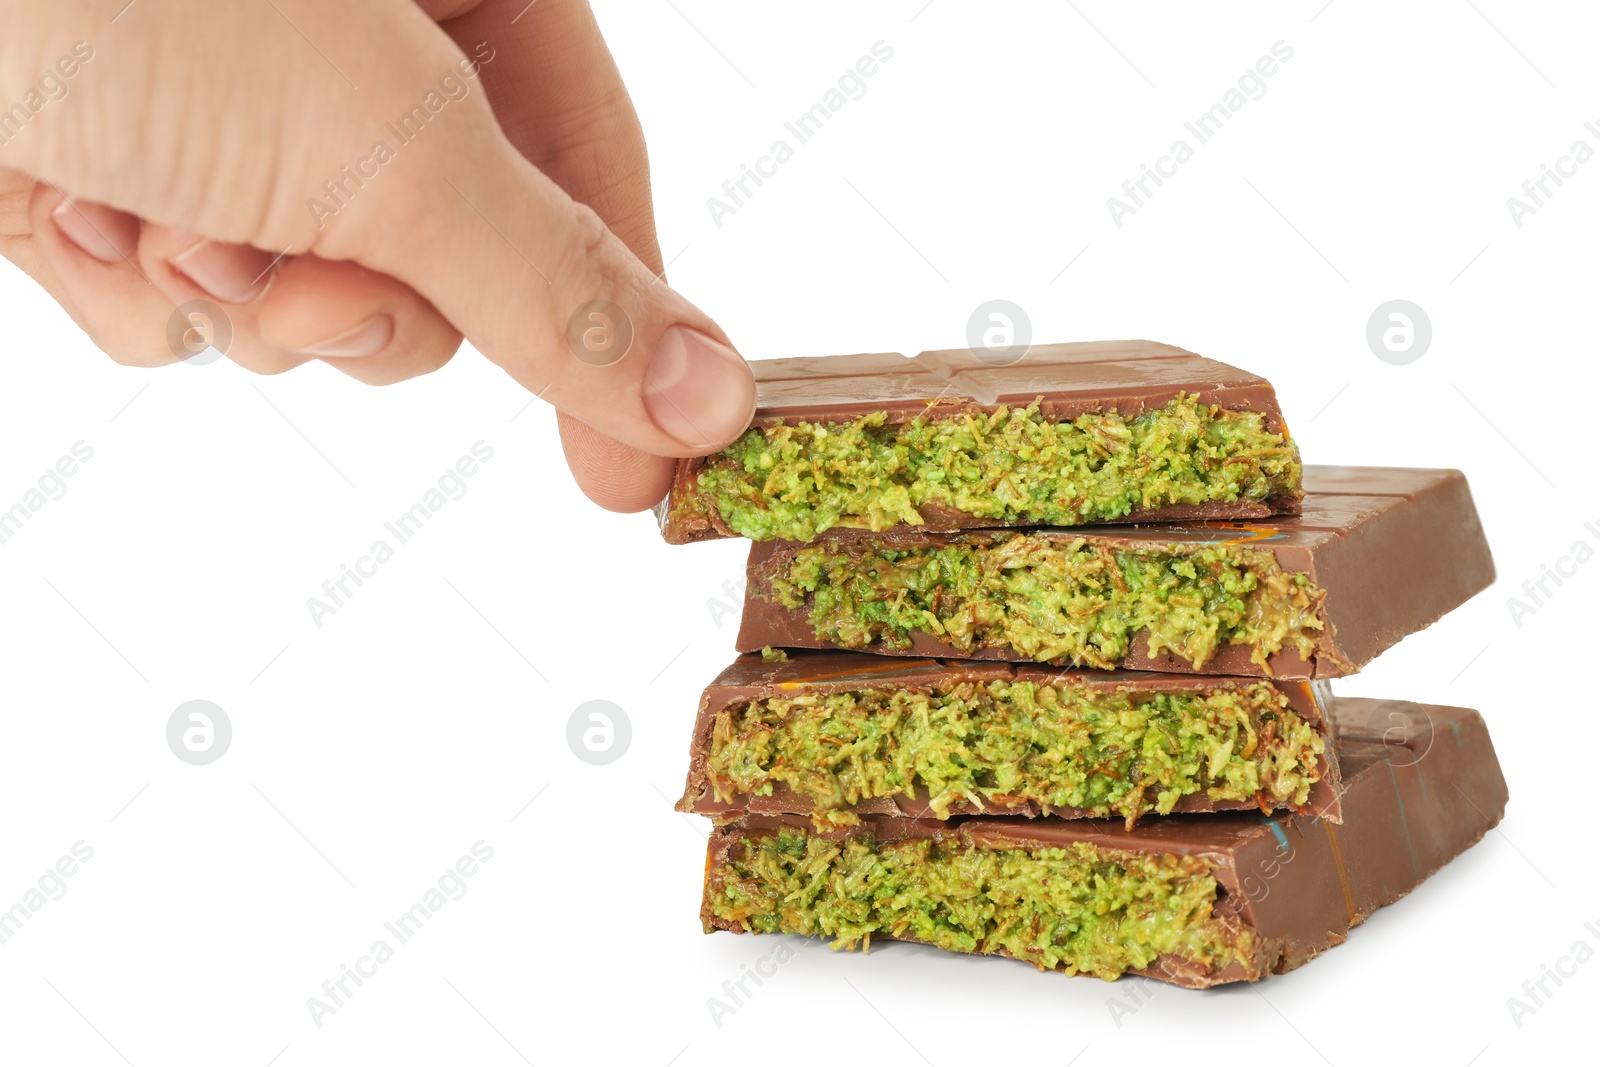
[324,96,754,458]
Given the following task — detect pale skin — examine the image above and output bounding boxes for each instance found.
[0,0,757,511]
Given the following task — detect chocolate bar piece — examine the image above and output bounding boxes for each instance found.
[659,341,1303,544]
[737,466,1493,679]
[701,696,1506,987]
[678,651,1341,827]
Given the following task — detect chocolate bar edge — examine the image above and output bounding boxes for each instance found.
[659,342,1303,544]
[733,467,1495,680]
[698,697,1507,988]
[676,652,1343,824]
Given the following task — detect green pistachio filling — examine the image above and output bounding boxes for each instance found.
[693,394,1301,542]
[707,680,1324,828]
[768,533,1327,671]
[709,828,1252,980]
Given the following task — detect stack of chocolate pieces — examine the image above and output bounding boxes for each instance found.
[663,341,1508,986]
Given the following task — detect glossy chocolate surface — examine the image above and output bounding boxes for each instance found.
[661,341,1301,543]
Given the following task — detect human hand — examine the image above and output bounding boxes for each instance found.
[0,0,755,511]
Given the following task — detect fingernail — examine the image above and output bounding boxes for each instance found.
[170,237,278,303]
[51,198,137,263]
[642,325,756,450]
[291,315,394,359]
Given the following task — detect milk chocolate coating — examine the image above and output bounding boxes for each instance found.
[737,466,1494,679]
[701,696,1507,987]
[659,340,1302,544]
[677,650,1342,823]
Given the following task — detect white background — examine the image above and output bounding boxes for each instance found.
[0,2,1593,1065]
